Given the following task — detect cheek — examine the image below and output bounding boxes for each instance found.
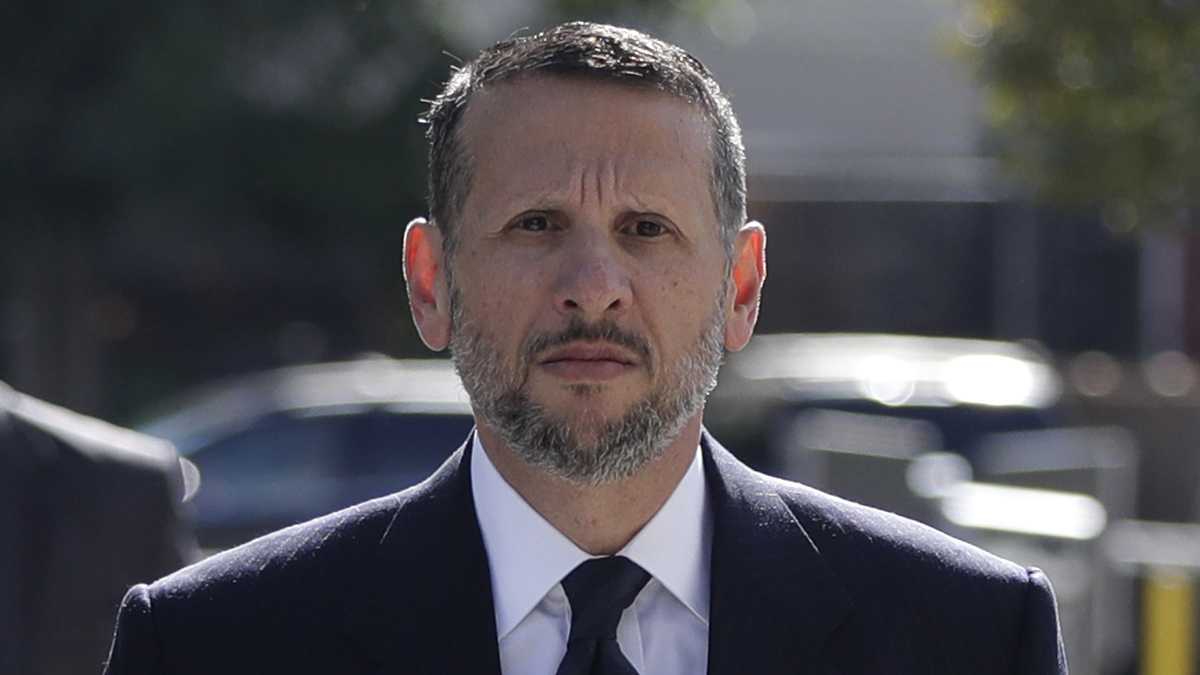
[456,250,548,332]
[658,255,721,305]
[640,268,719,341]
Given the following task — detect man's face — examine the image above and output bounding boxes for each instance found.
[444,76,734,484]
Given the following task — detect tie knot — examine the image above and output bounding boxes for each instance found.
[561,556,651,642]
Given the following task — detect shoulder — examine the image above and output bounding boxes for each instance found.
[109,493,399,663]
[768,472,1066,671]
[106,453,475,673]
[704,435,1032,590]
[763,468,1035,590]
[744,468,1064,672]
[147,497,390,608]
[137,449,466,616]
[105,490,408,673]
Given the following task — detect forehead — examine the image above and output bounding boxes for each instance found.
[457,76,714,213]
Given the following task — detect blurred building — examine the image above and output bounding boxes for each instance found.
[652,1,1147,355]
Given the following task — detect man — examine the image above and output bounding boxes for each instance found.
[105,21,1067,674]
[0,381,195,675]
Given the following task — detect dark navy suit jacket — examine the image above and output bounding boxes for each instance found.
[105,433,1067,674]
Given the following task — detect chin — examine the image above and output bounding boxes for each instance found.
[545,388,636,422]
[564,383,606,397]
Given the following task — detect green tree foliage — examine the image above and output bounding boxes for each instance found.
[5,1,455,247]
[956,0,1200,229]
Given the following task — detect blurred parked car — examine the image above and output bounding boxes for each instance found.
[144,336,1063,553]
[138,357,474,551]
[706,333,1064,472]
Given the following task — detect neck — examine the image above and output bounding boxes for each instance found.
[476,415,703,556]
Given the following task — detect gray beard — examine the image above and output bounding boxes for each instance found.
[448,287,726,486]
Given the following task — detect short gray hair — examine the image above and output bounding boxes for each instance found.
[422,21,746,259]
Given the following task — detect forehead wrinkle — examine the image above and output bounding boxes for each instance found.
[577,158,589,210]
[606,156,620,213]
[562,157,634,213]
[593,157,604,211]
[460,77,715,226]
[562,155,697,219]
[491,149,705,219]
[594,156,618,212]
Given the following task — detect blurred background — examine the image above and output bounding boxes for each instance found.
[6,0,1200,673]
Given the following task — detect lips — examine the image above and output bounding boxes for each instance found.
[537,342,641,381]
[539,342,639,366]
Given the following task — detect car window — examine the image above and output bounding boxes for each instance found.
[776,399,1053,459]
[187,412,354,527]
[186,409,473,530]
[336,411,475,504]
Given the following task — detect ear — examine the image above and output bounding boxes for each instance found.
[723,220,766,352]
[403,217,452,351]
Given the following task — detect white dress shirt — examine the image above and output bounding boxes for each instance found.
[470,433,712,675]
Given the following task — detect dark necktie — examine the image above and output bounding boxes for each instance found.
[555,556,651,675]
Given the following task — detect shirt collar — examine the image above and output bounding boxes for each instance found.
[617,443,711,625]
[470,433,711,640]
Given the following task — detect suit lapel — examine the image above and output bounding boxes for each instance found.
[340,434,502,675]
[336,430,853,674]
[703,433,854,675]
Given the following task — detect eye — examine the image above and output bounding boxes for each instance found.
[514,214,551,232]
[631,219,668,238]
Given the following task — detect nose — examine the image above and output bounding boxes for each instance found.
[553,238,632,320]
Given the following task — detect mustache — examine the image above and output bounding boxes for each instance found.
[523,317,653,368]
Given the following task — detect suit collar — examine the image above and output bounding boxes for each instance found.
[340,433,502,675]
[702,431,854,675]
[339,430,852,675]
